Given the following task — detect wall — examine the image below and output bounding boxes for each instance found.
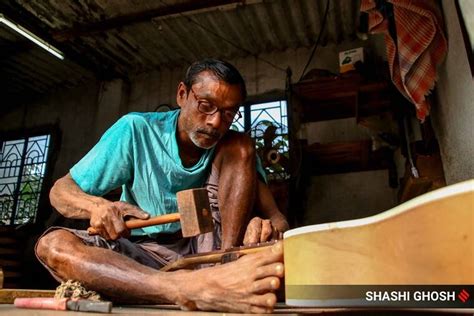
[127,36,386,111]
[1,36,391,228]
[304,170,398,224]
[299,116,399,225]
[1,82,100,181]
[125,37,395,225]
[431,1,474,184]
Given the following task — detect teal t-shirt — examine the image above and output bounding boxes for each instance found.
[70,110,215,235]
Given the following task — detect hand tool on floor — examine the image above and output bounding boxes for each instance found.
[14,297,112,313]
[87,188,213,238]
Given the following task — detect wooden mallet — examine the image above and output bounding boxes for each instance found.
[87,188,213,238]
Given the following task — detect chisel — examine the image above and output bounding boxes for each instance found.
[14,297,112,313]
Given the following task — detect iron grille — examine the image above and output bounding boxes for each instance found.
[231,101,289,180]
[0,135,50,225]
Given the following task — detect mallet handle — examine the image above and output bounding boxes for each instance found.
[87,213,181,235]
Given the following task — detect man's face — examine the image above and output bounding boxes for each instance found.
[177,71,243,149]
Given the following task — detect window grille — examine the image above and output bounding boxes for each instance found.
[231,100,289,180]
[0,135,50,225]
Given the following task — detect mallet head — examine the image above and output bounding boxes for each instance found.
[176,188,213,237]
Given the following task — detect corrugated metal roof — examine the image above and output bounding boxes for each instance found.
[0,0,360,103]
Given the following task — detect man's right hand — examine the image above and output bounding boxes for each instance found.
[89,201,150,240]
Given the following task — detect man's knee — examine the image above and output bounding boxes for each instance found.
[217,131,255,162]
[36,229,77,264]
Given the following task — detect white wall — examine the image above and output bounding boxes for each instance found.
[298,116,399,225]
[432,0,474,184]
[304,170,398,224]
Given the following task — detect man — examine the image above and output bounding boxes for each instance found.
[36,59,287,313]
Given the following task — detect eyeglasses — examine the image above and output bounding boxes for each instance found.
[190,88,242,123]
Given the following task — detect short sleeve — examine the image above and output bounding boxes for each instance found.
[70,115,134,196]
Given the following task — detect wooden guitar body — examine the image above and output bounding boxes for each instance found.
[284,179,473,306]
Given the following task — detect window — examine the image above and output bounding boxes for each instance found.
[0,134,51,225]
[231,100,289,180]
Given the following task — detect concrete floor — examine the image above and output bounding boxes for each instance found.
[1,304,473,315]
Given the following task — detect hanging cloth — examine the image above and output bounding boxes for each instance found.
[361,0,448,121]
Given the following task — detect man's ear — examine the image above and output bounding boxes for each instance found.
[176,82,188,108]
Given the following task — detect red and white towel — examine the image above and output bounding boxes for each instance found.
[361,0,447,121]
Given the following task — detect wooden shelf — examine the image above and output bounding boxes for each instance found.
[292,74,392,122]
[398,147,446,202]
[304,140,394,175]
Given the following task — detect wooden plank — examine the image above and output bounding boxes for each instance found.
[0,228,15,235]
[0,289,56,304]
[398,151,446,202]
[0,249,21,256]
[284,180,474,305]
[2,282,22,289]
[293,74,392,122]
[398,176,433,202]
[0,259,21,268]
[2,271,22,279]
[0,238,19,246]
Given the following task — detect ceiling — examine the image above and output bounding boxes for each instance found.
[0,0,361,104]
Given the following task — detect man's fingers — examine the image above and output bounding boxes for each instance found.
[115,201,150,220]
[110,216,129,239]
[94,226,111,240]
[260,219,273,242]
[243,217,263,246]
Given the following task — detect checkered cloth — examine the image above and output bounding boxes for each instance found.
[361,0,447,121]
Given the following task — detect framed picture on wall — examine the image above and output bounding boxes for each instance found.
[455,0,474,76]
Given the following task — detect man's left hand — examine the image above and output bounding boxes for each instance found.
[242,216,283,246]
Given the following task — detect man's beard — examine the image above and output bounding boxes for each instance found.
[190,128,221,149]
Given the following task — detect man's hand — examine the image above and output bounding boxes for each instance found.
[89,201,150,240]
[242,216,284,246]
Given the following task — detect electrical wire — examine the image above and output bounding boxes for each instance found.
[157,0,287,73]
[298,0,330,82]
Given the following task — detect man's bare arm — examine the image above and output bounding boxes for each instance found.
[49,173,149,240]
[50,173,108,219]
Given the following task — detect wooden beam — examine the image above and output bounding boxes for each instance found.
[51,0,245,41]
[0,289,55,304]
[0,3,123,80]
[0,42,34,59]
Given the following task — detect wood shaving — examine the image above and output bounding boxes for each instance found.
[54,280,101,301]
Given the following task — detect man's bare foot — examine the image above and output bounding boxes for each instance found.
[168,241,284,313]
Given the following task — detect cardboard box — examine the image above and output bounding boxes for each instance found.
[339,47,364,73]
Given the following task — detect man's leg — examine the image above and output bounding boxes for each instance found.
[213,131,257,249]
[36,229,283,313]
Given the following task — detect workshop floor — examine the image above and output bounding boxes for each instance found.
[1,304,472,315]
